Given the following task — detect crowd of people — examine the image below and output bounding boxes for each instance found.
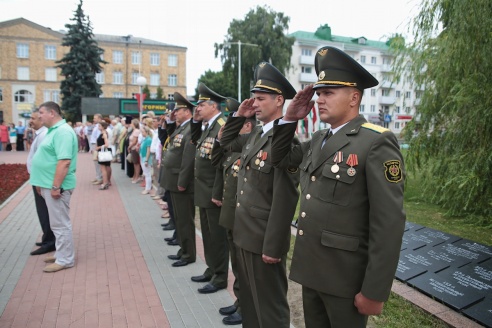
[23,45,406,328]
[0,120,31,151]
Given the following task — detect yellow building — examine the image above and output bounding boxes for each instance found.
[0,18,187,123]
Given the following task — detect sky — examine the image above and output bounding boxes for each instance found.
[0,0,421,94]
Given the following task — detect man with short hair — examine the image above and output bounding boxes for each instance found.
[190,83,229,294]
[27,109,56,256]
[90,113,103,184]
[219,63,301,327]
[271,46,405,327]
[30,101,78,272]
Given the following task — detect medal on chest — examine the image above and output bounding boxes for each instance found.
[255,150,268,168]
[331,151,343,173]
[346,154,358,177]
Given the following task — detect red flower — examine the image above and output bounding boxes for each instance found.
[0,164,30,204]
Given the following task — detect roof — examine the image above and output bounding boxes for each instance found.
[289,30,390,51]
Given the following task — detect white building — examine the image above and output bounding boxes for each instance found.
[286,24,418,140]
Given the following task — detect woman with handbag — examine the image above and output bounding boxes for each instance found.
[95,121,112,190]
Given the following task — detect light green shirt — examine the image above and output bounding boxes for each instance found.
[30,119,78,189]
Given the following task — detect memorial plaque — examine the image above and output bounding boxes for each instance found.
[437,260,492,297]
[396,248,453,282]
[405,221,425,232]
[433,242,491,265]
[409,272,484,310]
[452,239,492,262]
[462,296,492,328]
[419,228,462,245]
[401,232,428,251]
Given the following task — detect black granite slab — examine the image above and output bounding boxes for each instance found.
[462,296,492,328]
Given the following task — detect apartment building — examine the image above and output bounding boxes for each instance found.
[287,24,418,137]
[0,18,186,124]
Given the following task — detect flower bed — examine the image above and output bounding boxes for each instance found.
[0,164,29,204]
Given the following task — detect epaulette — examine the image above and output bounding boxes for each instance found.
[361,123,389,134]
[217,118,226,126]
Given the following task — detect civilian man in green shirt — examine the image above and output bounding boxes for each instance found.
[30,101,78,273]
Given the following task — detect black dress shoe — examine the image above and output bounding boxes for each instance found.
[223,312,242,325]
[30,245,56,256]
[219,305,237,316]
[172,260,194,267]
[168,254,181,260]
[161,223,168,227]
[35,242,43,247]
[198,283,225,294]
[167,240,179,246]
[191,274,212,283]
[162,225,175,231]
[164,237,174,242]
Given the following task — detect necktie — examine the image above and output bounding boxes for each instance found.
[253,127,263,144]
[203,122,209,131]
[321,131,333,149]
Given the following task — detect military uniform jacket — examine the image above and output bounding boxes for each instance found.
[220,116,300,258]
[191,113,226,208]
[271,115,405,302]
[160,121,195,193]
[211,143,242,230]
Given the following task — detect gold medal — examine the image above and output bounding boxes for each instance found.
[255,158,261,165]
[331,164,339,173]
[233,173,237,177]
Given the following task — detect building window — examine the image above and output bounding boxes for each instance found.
[150,73,160,86]
[43,90,60,103]
[132,72,139,85]
[131,51,141,65]
[45,68,57,81]
[150,53,160,66]
[371,57,377,64]
[168,74,177,86]
[405,91,411,99]
[113,72,123,84]
[167,94,174,100]
[416,91,423,98]
[359,104,365,113]
[14,90,34,103]
[396,90,401,98]
[113,92,123,98]
[382,89,390,96]
[113,51,123,64]
[301,48,312,56]
[371,89,376,97]
[45,45,56,60]
[405,107,411,114]
[0,88,3,102]
[16,43,29,58]
[17,67,30,80]
[360,55,366,63]
[383,58,391,65]
[96,72,105,84]
[395,106,400,113]
[301,66,312,73]
[168,54,178,67]
[395,122,400,129]
[370,105,376,113]
[150,93,157,99]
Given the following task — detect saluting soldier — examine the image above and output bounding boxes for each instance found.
[211,98,256,326]
[160,92,196,267]
[219,62,300,328]
[190,83,229,294]
[271,46,406,327]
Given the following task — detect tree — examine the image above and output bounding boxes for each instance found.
[56,0,106,122]
[214,6,295,101]
[156,86,164,99]
[398,0,492,221]
[195,70,237,100]
[142,85,151,100]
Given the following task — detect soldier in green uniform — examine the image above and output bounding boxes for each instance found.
[219,62,300,328]
[160,92,196,267]
[190,83,229,294]
[271,46,406,328]
[211,98,256,326]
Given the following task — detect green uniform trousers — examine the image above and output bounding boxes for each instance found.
[170,191,195,262]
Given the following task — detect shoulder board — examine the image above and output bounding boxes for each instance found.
[361,123,389,134]
[217,118,226,126]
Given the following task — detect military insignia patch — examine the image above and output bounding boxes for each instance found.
[383,160,402,183]
[319,71,325,80]
[318,48,328,56]
[217,118,225,126]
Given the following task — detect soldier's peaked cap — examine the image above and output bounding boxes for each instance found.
[314,46,378,92]
[251,62,296,99]
[197,83,226,104]
[173,92,195,111]
[225,97,240,112]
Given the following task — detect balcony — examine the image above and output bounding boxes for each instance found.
[299,72,318,83]
[379,96,396,105]
[299,55,315,65]
[414,98,421,106]
[380,81,395,89]
[380,64,392,72]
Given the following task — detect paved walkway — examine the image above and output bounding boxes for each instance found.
[0,151,237,328]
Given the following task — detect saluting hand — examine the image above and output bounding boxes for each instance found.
[236,98,256,118]
[283,84,316,121]
[354,292,384,315]
[262,254,281,264]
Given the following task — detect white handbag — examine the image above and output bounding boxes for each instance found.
[97,146,113,162]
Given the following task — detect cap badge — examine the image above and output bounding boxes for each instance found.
[318,49,328,56]
[319,71,325,81]
[259,62,266,68]
[257,79,262,85]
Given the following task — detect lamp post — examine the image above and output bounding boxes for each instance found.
[136,76,147,121]
[225,40,259,102]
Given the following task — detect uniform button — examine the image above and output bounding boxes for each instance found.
[336,175,340,179]
[244,178,247,182]
[299,230,304,236]
[240,190,244,195]
[226,174,229,177]
[306,194,311,200]
[246,166,250,170]
[237,203,240,207]
[301,212,306,218]
[311,176,316,182]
